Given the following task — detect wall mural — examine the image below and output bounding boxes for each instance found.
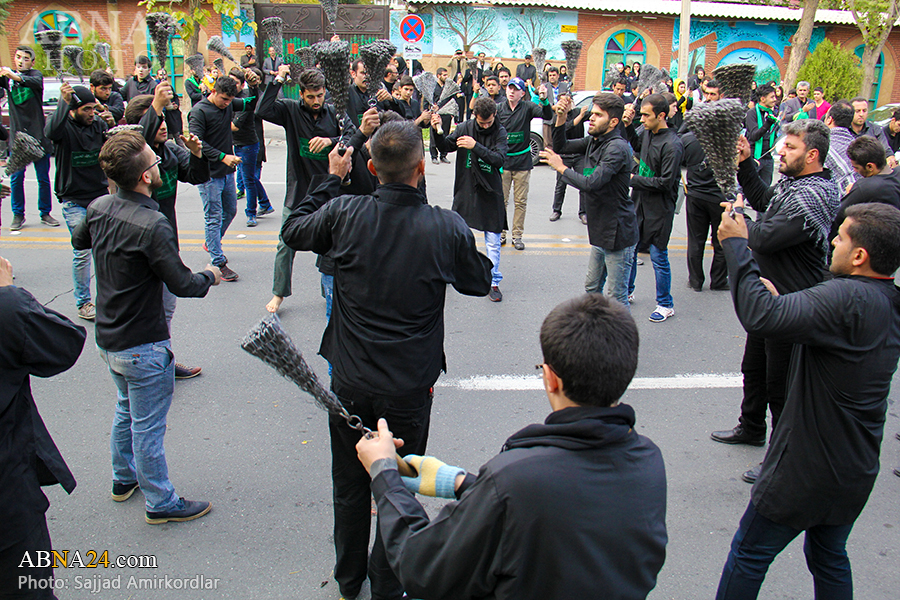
[672,19,827,59]
[718,48,782,85]
[221,9,258,47]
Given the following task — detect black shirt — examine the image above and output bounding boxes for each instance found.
[71,190,216,351]
[281,177,492,395]
[121,75,158,102]
[188,89,258,178]
[1,69,51,153]
[44,98,108,207]
[496,99,551,171]
[232,89,258,147]
[680,130,725,204]
[830,169,900,241]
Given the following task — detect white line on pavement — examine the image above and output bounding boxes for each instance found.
[436,373,743,391]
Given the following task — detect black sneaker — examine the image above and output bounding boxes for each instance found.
[489,286,502,302]
[513,239,525,251]
[175,363,202,379]
[112,481,139,502]
[432,158,440,165]
[219,265,239,282]
[549,211,561,222]
[146,498,211,524]
[500,231,507,245]
[40,214,60,227]
[257,205,275,217]
[10,214,24,231]
[440,156,451,164]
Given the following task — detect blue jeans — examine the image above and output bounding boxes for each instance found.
[198,174,237,267]
[62,202,92,308]
[628,243,673,308]
[484,231,502,286]
[321,274,334,375]
[585,244,635,308]
[10,153,51,216]
[99,340,179,513]
[717,502,854,600]
[235,143,267,217]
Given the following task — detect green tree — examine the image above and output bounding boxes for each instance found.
[843,0,900,102]
[33,31,117,79]
[141,0,243,57]
[797,39,862,102]
[0,0,12,34]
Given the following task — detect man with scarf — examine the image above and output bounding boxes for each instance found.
[541,93,637,307]
[258,66,348,314]
[281,121,492,600]
[745,83,779,186]
[124,82,210,380]
[823,100,861,194]
[432,96,508,301]
[710,119,840,484]
[497,77,552,250]
[46,83,109,321]
[624,93,684,323]
[354,293,667,600]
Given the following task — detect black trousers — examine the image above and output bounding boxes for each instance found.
[430,116,452,159]
[0,519,57,599]
[329,377,433,600]
[738,333,793,439]
[685,194,728,290]
[552,155,584,215]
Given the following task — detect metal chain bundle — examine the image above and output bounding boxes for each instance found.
[684,98,748,199]
[104,124,144,139]
[414,71,438,109]
[260,16,284,57]
[146,12,176,71]
[35,30,64,80]
[206,35,235,62]
[295,45,318,69]
[637,63,669,96]
[213,58,225,75]
[712,63,756,105]
[437,80,460,117]
[62,45,83,82]
[317,41,351,119]
[6,132,45,177]
[359,40,395,105]
[320,0,339,31]
[241,314,370,435]
[288,63,304,82]
[560,39,582,79]
[93,42,111,68]
[185,53,205,80]
[532,48,547,83]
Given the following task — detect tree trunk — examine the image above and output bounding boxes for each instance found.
[856,0,899,101]
[783,0,819,94]
[185,0,202,58]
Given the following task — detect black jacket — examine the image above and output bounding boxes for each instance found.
[72,190,216,351]
[737,159,838,294]
[232,88,258,147]
[44,98,108,207]
[496,99,551,171]
[883,123,900,154]
[680,130,725,204]
[121,75,158,102]
[433,118,508,233]
[257,80,345,210]
[184,76,205,107]
[1,69,51,153]
[629,126,684,248]
[830,170,900,241]
[724,237,900,529]
[372,404,667,600]
[0,286,84,552]
[188,90,258,178]
[103,90,125,122]
[281,176,492,394]
[553,124,637,251]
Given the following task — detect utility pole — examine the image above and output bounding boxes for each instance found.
[679,0,691,80]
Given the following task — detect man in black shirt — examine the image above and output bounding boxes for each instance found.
[46,83,109,320]
[430,67,454,164]
[90,69,125,124]
[121,55,158,102]
[72,131,220,525]
[188,75,258,282]
[0,45,55,231]
[240,44,257,68]
[715,200,900,600]
[515,54,537,88]
[882,108,900,154]
[0,255,84,595]
[281,121,492,600]
[347,59,394,128]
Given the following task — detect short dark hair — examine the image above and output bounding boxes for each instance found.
[397,75,414,88]
[436,67,447,75]
[497,67,510,77]
[782,119,830,167]
[229,66,245,84]
[540,294,639,407]
[814,86,824,94]
[485,75,499,85]
[612,77,627,89]
[847,135,887,171]
[298,68,325,92]
[850,96,868,107]
[644,93,669,119]
[124,94,154,124]
[245,44,253,49]
[135,55,152,67]
[844,203,900,275]
[593,92,624,123]
[892,108,900,121]
[473,95,497,119]
[99,130,150,190]
[705,78,720,90]
[662,92,676,106]
[828,100,854,129]
[757,83,776,99]
[370,121,424,183]
[351,59,364,72]
[213,76,239,97]
[15,45,35,59]
[89,70,114,87]
[694,65,705,74]
[547,66,559,74]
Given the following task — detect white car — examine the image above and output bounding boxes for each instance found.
[529,90,598,166]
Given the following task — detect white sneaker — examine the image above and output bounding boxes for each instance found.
[649,305,674,323]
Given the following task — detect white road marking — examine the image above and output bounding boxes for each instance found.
[437,373,743,391]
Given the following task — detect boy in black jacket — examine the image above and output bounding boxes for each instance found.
[357,293,667,600]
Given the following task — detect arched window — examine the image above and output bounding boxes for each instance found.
[34,10,81,43]
[603,30,646,86]
[854,45,884,108]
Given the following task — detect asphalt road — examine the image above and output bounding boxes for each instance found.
[1,133,898,600]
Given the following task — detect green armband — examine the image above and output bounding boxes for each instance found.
[219,152,226,162]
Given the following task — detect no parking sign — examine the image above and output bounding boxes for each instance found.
[399,14,425,44]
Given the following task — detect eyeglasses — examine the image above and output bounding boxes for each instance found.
[141,155,162,177]
[535,363,559,377]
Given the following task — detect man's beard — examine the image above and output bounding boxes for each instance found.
[779,155,805,178]
[73,113,93,126]
[149,170,163,191]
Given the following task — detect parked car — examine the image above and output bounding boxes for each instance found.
[529,90,597,166]
[42,77,127,120]
[870,102,900,127]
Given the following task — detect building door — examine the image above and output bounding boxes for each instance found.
[854,45,883,108]
[603,30,646,87]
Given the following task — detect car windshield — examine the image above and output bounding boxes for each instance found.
[43,82,64,106]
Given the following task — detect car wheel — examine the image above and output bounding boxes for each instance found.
[530,132,544,166]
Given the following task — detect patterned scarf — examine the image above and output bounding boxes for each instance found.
[773,170,840,254]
